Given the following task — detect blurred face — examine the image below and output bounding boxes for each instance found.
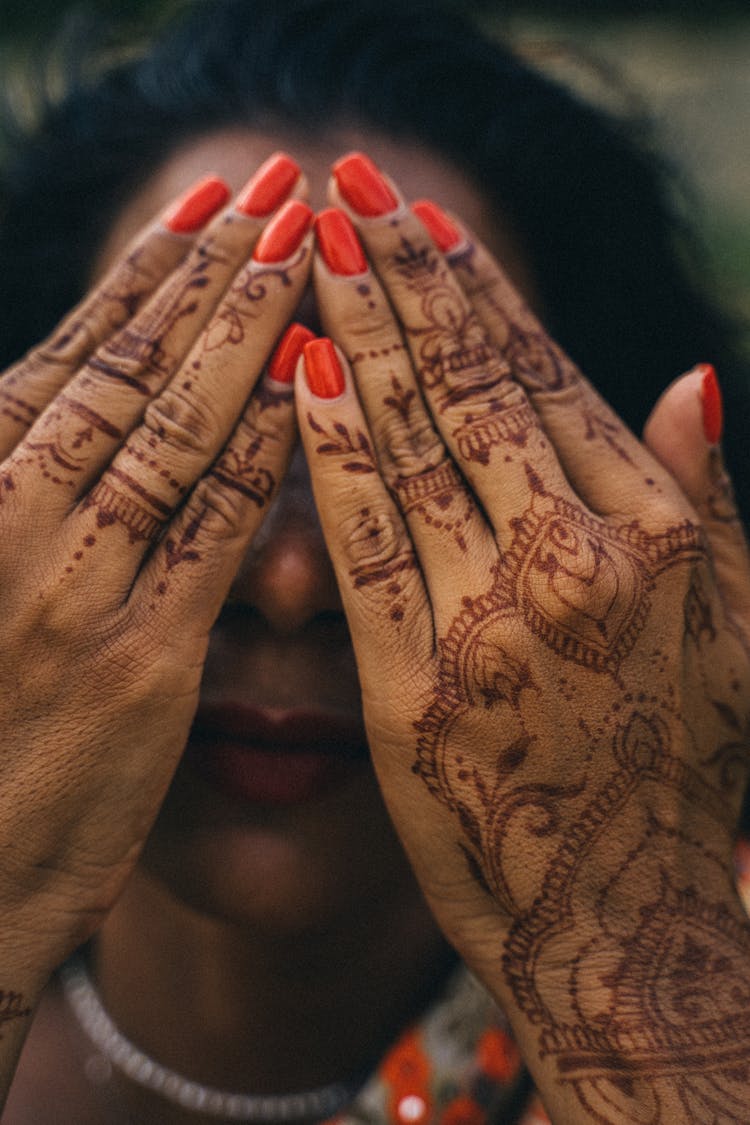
[97,125,534,934]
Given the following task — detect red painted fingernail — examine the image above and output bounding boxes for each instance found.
[315,208,369,275]
[268,323,316,384]
[332,152,399,217]
[236,152,301,217]
[252,200,314,263]
[412,199,462,253]
[163,175,231,233]
[303,338,345,398]
[699,363,723,445]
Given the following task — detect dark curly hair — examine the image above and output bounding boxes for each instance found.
[0,0,747,511]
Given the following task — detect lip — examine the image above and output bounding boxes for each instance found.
[185,703,370,805]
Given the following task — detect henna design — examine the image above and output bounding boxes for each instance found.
[0,990,32,1039]
[230,246,309,306]
[82,478,163,543]
[209,443,276,508]
[451,399,535,465]
[684,567,717,646]
[496,711,750,1120]
[350,342,406,364]
[85,239,225,391]
[392,237,512,404]
[383,375,415,423]
[393,461,473,552]
[0,387,38,428]
[165,513,204,572]
[505,470,703,676]
[307,413,376,474]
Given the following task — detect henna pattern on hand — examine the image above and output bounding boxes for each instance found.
[451,399,535,465]
[82,476,165,543]
[404,438,750,1118]
[307,412,376,474]
[393,460,473,551]
[392,237,512,406]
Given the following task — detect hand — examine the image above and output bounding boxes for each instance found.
[0,168,313,975]
[298,155,750,1123]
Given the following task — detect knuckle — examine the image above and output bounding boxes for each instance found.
[188,473,256,538]
[142,387,220,456]
[376,413,445,485]
[339,504,414,588]
[342,313,403,359]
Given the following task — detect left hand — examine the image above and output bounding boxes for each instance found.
[297,156,750,1123]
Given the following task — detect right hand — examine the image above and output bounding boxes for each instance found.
[0,168,313,974]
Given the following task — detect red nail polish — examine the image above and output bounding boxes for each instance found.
[252,200,314,263]
[303,338,345,398]
[332,152,399,217]
[315,209,369,275]
[163,176,231,233]
[236,153,301,217]
[268,323,316,384]
[699,363,723,445]
[412,199,462,253]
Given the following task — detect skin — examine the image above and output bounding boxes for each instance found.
[0,127,747,1123]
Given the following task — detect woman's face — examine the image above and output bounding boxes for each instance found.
[98,126,534,934]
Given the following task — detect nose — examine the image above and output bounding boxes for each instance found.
[227,443,343,634]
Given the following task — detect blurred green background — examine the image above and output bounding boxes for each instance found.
[1,0,748,323]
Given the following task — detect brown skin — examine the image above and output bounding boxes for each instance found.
[0,128,745,1123]
[298,173,750,1121]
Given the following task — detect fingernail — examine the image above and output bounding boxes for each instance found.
[252,200,314,263]
[412,199,462,253]
[236,152,301,217]
[163,175,231,233]
[699,363,723,445]
[332,152,399,217]
[315,208,368,275]
[303,338,345,398]
[268,323,316,384]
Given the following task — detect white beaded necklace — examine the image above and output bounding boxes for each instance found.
[60,957,362,1122]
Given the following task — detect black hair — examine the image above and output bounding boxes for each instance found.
[0,0,747,510]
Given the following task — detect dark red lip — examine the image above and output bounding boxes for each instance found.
[184,704,370,805]
[190,703,368,755]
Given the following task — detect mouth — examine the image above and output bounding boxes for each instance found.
[185,703,370,805]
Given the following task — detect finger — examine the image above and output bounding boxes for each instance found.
[328,154,570,536]
[643,364,750,635]
[136,324,315,632]
[0,175,232,458]
[7,154,305,510]
[296,338,433,688]
[68,202,315,590]
[313,210,497,614]
[412,198,691,523]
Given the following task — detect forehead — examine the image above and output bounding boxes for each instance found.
[95,124,536,298]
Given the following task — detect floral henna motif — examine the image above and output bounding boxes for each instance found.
[499,711,750,1123]
[392,238,512,404]
[307,413,376,474]
[209,441,275,509]
[383,375,415,423]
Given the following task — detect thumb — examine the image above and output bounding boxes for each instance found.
[643,364,750,635]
